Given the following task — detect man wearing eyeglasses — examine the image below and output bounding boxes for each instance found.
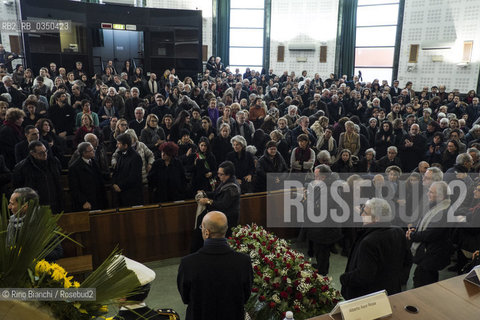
[12,141,63,213]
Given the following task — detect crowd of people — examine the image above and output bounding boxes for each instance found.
[0,55,480,282]
[1,49,480,316]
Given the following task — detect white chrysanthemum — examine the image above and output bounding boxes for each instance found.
[272,294,281,303]
[301,271,311,278]
[286,277,292,284]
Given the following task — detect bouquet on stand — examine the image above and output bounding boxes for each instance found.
[229,224,342,320]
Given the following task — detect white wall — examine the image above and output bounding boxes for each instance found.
[269,0,339,79]
[146,0,213,59]
[397,0,480,93]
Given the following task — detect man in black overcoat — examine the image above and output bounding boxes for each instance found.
[178,211,252,320]
[340,197,411,299]
[68,142,107,211]
[112,133,144,207]
[12,141,63,213]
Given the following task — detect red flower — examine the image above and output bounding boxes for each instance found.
[295,292,303,300]
[282,276,288,282]
[300,263,304,270]
[252,287,259,293]
[259,295,266,302]
[305,277,311,284]
[286,263,291,269]
[280,291,288,299]
[321,285,329,292]
[264,276,270,283]
[274,268,279,275]
[269,302,276,309]
[253,265,259,271]
[256,271,263,277]
[272,282,280,289]
[294,280,300,287]
[286,286,293,294]
[294,305,300,312]
[309,287,317,294]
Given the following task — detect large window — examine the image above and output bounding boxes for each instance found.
[354,0,400,83]
[229,0,264,74]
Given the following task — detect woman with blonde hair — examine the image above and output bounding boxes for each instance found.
[338,120,360,156]
[140,113,166,151]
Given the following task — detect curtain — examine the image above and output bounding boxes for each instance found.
[335,0,357,79]
[216,0,230,66]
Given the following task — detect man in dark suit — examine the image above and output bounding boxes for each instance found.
[407,181,453,288]
[233,82,248,103]
[112,133,143,207]
[12,141,63,213]
[376,146,402,172]
[14,125,52,164]
[0,75,26,108]
[340,198,411,299]
[178,211,252,320]
[68,142,107,211]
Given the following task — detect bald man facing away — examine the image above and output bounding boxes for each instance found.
[177,211,253,320]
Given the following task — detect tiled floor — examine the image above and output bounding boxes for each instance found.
[104,239,458,319]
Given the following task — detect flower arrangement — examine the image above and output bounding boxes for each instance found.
[0,196,144,320]
[229,224,342,320]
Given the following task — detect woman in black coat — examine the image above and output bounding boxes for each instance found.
[340,198,411,299]
[425,132,445,165]
[211,123,233,164]
[254,140,288,192]
[148,142,187,203]
[0,108,25,170]
[356,148,379,173]
[374,120,395,160]
[226,135,255,194]
[192,137,217,193]
[441,140,459,171]
[331,149,354,173]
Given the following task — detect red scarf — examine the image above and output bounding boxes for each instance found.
[3,120,23,137]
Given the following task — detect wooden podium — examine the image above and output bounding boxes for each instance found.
[310,275,480,320]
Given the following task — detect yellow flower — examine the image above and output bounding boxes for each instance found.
[49,263,66,275]
[99,305,108,313]
[73,281,80,288]
[64,278,72,288]
[51,269,65,282]
[35,260,51,276]
[79,308,88,314]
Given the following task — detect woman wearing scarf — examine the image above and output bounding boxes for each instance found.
[290,134,315,173]
[338,120,360,156]
[0,108,25,169]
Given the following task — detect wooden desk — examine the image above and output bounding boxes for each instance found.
[309,275,480,320]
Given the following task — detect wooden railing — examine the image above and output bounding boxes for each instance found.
[58,191,299,268]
